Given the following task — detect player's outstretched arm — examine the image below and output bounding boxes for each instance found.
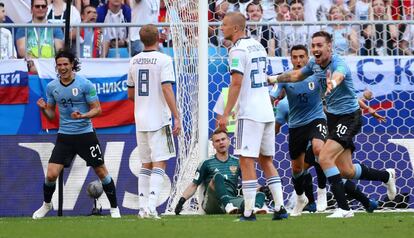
[268,69,306,84]
[162,83,181,136]
[37,98,56,120]
[175,182,198,215]
[358,99,386,123]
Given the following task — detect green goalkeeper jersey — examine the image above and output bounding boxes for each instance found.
[192,155,240,197]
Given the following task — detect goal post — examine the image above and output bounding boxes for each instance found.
[163,0,209,214]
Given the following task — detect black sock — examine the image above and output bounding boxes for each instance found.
[102,178,118,208]
[343,180,370,208]
[359,164,389,183]
[44,183,56,203]
[303,172,315,203]
[328,174,350,210]
[292,172,305,196]
[314,163,327,189]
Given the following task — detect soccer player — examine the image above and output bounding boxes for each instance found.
[127,24,181,219]
[271,46,381,215]
[174,129,267,215]
[268,31,396,218]
[218,12,287,221]
[270,44,328,215]
[33,49,120,219]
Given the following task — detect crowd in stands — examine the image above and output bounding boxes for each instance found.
[1,0,414,72]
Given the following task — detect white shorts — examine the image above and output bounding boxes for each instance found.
[234,119,275,158]
[136,125,176,163]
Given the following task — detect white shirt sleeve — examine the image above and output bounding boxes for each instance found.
[229,48,247,75]
[161,56,176,83]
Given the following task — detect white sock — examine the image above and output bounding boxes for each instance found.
[267,176,284,211]
[242,180,257,217]
[138,168,151,210]
[148,167,165,211]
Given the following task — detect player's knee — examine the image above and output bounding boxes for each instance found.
[313,145,323,157]
[46,174,58,182]
[93,165,108,179]
[213,173,224,182]
[339,169,354,179]
[291,164,303,175]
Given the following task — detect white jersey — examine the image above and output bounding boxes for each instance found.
[228,37,274,123]
[127,50,175,131]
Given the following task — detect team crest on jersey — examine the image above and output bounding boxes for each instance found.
[72,88,79,96]
[308,82,315,90]
[229,166,238,175]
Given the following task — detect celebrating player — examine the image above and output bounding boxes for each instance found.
[268,31,396,218]
[270,45,328,215]
[33,49,120,219]
[218,12,287,221]
[127,24,181,219]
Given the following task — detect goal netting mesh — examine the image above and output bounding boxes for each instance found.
[164,0,205,214]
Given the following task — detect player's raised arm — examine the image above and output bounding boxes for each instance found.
[325,70,346,95]
[37,98,56,120]
[358,95,386,123]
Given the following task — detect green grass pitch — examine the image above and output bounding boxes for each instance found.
[1,212,413,238]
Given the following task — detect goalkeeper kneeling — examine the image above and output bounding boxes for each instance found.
[175,128,267,215]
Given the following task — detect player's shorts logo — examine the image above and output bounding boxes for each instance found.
[308,82,315,90]
[72,88,79,96]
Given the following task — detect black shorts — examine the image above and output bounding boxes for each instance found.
[288,118,327,160]
[49,132,104,168]
[326,109,362,152]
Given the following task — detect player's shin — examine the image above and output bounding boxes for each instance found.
[148,167,165,212]
[292,170,305,196]
[101,175,118,208]
[267,176,285,210]
[43,179,56,203]
[354,163,389,183]
[324,167,350,210]
[213,173,231,206]
[343,179,370,208]
[303,171,315,203]
[138,168,151,210]
[242,180,257,217]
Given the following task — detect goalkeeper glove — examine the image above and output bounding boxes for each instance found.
[175,197,186,215]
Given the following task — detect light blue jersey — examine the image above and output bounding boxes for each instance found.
[46,75,99,134]
[300,54,359,115]
[275,76,325,128]
[274,97,289,125]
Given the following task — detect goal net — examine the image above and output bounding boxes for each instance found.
[164,1,414,214]
[164,0,205,214]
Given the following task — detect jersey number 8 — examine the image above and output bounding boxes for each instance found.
[138,69,150,96]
